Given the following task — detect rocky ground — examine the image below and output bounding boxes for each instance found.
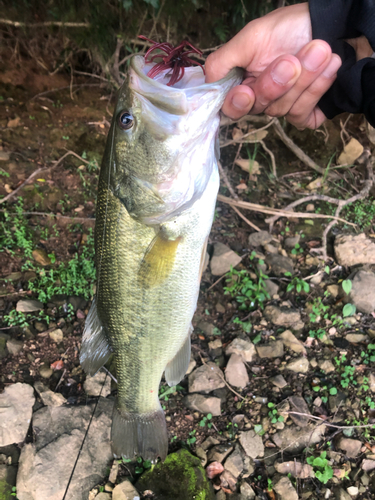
[2,63,375,500]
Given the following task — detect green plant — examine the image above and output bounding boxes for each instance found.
[306,451,333,484]
[308,328,326,340]
[233,317,252,333]
[285,272,310,294]
[360,345,375,365]
[309,296,330,323]
[224,262,270,311]
[267,478,273,491]
[187,430,196,446]
[199,413,213,428]
[268,402,284,424]
[135,456,152,474]
[290,243,303,255]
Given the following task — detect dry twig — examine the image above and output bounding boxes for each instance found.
[0,19,90,28]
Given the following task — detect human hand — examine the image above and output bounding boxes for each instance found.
[205,3,342,129]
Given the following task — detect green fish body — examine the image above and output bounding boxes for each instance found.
[80,56,242,460]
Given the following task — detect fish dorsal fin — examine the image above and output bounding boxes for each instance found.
[165,328,192,386]
[138,231,181,288]
[80,296,112,376]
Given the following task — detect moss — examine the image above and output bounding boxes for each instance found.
[136,449,214,500]
[0,480,12,500]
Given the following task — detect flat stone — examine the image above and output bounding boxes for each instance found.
[112,480,140,500]
[216,303,226,314]
[34,381,66,407]
[108,461,119,484]
[248,231,272,247]
[201,436,220,451]
[0,383,34,446]
[334,488,352,500]
[210,242,242,276]
[337,438,362,458]
[183,394,221,416]
[270,375,288,389]
[84,371,112,398]
[95,494,112,500]
[264,279,280,297]
[284,235,301,250]
[208,339,222,358]
[361,459,375,471]
[272,423,326,453]
[327,284,340,298]
[16,299,44,313]
[16,398,114,500]
[197,321,218,337]
[32,249,51,266]
[0,151,10,161]
[225,338,256,363]
[6,339,23,355]
[39,364,53,379]
[239,430,264,459]
[273,476,298,500]
[318,359,335,374]
[49,329,63,343]
[225,354,249,388]
[286,357,309,374]
[265,254,294,276]
[279,330,306,354]
[207,444,234,463]
[347,270,375,313]
[256,341,284,359]
[264,243,278,254]
[347,486,359,497]
[275,461,314,478]
[240,481,256,499]
[188,363,225,394]
[224,446,244,479]
[369,373,375,392]
[288,396,310,427]
[345,333,367,343]
[264,305,301,328]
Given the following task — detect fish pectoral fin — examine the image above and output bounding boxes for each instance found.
[80,296,112,376]
[165,328,192,386]
[138,232,181,288]
[111,402,168,461]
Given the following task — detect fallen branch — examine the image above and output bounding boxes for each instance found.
[0,19,90,28]
[217,194,356,226]
[0,151,88,205]
[272,119,325,175]
[0,211,93,222]
[286,411,375,430]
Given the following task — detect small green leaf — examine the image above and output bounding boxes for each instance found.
[329,387,338,395]
[342,279,352,295]
[343,303,356,317]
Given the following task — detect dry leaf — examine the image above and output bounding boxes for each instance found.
[235,159,261,176]
[7,116,21,128]
[232,127,243,141]
[306,177,324,191]
[206,462,224,479]
[236,183,248,191]
[4,184,12,194]
[338,137,364,164]
[51,360,64,371]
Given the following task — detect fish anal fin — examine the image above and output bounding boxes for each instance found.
[111,402,168,461]
[138,232,181,288]
[165,330,192,387]
[80,296,112,376]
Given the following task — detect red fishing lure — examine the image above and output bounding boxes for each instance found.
[139,35,205,86]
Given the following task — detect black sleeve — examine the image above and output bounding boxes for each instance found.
[309,0,375,126]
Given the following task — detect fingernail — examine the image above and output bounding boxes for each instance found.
[271,60,297,85]
[231,92,252,111]
[322,55,342,78]
[302,44,329,71]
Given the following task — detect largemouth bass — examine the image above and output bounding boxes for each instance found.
[80,54,242,461]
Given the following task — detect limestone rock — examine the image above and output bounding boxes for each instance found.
[334,488,352,500]
[207,444,234,463]
[210,243,242,276]
[112,480,140,500]
[225,354,249,388]
[335,234,375,266]
[240,481,256,499]
[264,279,280,297]
[284,235,300,249]
[136,449,215,500]
[345,333,367,343]
[265,254,294,276]
[16,398,114,500]
[318,359,335,374]
[32,249,51,266]
[224,447,244,479]
[0,383,34,446]
[270,375,288,389]
[275,461,314,478]
[337,137,364,165]
[183,394,221,416]
[256,341,284,359]
[239,430,264,459]
[346,270,375,313]
[84,371,112,398]
[6,339,23,355]
[337,438,362,458]
[188,363,225,394]
[248,231,272,247]
[225,338,256,363]
[49,329,63,343]
[288,396,310,427]
[34,381,66,407]
[16,299,43,313]
[361,459,375,471]
[273,476,298,500]
[272,423,325,453]
[279,330,306,355]
[286,357,309,374]
[208,339,222,358]
[264,305,301,329]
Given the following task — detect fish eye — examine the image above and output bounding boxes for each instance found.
[118,111,134,130]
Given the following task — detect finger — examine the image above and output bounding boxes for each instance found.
[221,85,256,120]
[221,55,302,119]
[264,40,332,117]
[285,54,341,129]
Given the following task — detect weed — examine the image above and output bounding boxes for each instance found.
[306,451,333,484]
[308,328,326,340]
[187,430,196,446]
[233,317,252,333]
[285,272,310,294]
[199,413,213,428]
[309,296,330,323]
[268,402,284,424]
[135,457,152,475]
[361,345,375,365]
[290,243,303,255]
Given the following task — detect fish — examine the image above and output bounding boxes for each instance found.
[80,52,242,461]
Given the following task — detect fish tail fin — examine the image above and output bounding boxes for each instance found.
[111,401,168,461]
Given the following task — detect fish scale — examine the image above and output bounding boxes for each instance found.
[80,55,242,460]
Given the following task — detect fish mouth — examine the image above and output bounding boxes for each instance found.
[129,55,243,116]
